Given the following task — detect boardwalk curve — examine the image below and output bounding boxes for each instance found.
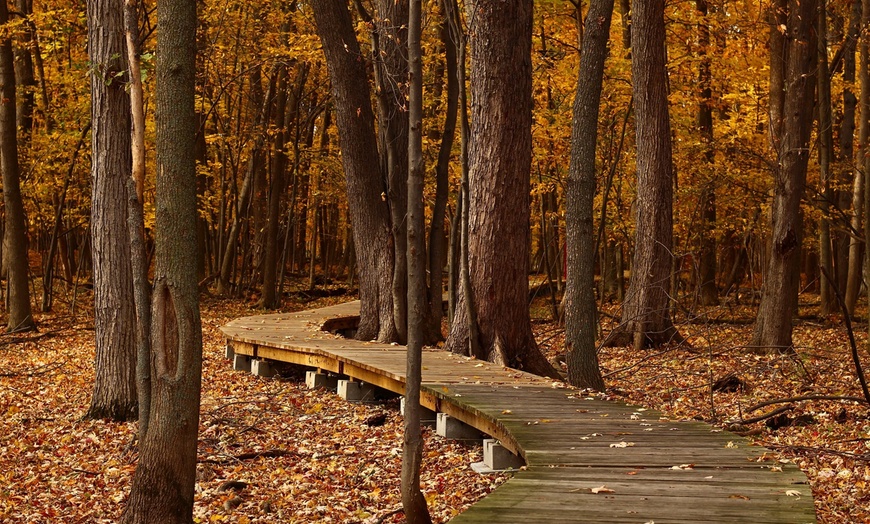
[221,301,816,523]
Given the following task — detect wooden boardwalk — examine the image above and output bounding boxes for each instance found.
[221,301,816,523]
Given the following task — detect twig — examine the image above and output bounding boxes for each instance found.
[820,267,870,405]
[375,506,403,524]
[199,448,293,464]
[746,394,867,413]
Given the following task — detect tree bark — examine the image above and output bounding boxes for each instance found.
[120,0,202,520]
[752,0,817,352]
[85,0,137,421]
[427,12,458,342]
[311,0,398,342]
[847,0,870,313]
[444,0,558,379]
[604,0,681,349]
[402,1,432,520]
[564,0,612,390]
[0,0,34,333]
[696,0,718,307]
[818,0,836,316]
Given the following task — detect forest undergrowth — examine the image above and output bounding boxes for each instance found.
[1,285,869,522]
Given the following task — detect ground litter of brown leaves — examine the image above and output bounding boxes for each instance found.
[0,296,504,523]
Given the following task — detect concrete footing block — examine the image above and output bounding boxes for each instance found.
[436,413,484,440]
[400,397,437,426]
[251,359,277,378]
[233,354,252,373]
[306,371,339,390]
[225,343,235,360]
[483,439,524,470]
[338,379,376,402]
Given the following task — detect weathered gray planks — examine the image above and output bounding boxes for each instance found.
[221,301,817,523]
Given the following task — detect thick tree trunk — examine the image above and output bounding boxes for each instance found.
[564,0,612,390]
[604,0,680,349]
[87,0,138,420]
[752,0,817,352]
[444,0,558,379]
[311,0,397,342]
[0,0,34,333]
[86,0,137,422]
[121,0,202,521]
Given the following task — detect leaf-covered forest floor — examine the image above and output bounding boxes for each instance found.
[0,291,503,524]
[2,285,868,523]
[533,294,870,523]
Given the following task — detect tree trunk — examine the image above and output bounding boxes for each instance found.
[375,0,410,344]
[752,0,817,352]
[696,0,719,307]
[427,12,458,343]
[604,0,680,349]
[847,0,870,313]
[14,0,35,139]
[259,63,289,310]
[85,0,137,421]
[837,0,862,297]
[818,0,836,315]
[564,0,612,390]
[444,0,558,379]
[120,0,202,520]
[402,2,432,520]
[0,0,34,333]
[311,0,397,342]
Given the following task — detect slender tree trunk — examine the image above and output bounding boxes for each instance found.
[444,0,558,379]
[838,0,862,296]
[752,0,817,352]
[120,0,202,520]
[402,2,432,521]
[124,0,152,436]
[0,0,33,332]
[375,0,410,344]
[14,0,35,140]
[564,0,612,390]
[311,0,398,342]
[427,13,458,342]
[604,0,680,349]
[259,63,289,309]
[847,0,870,313]
[697,0,718,307]
[818,0,836,315]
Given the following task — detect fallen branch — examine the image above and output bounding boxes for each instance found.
[764,442,870,462]
[729,405,793,426]
[746,394,867,414]
[199,448,293,464]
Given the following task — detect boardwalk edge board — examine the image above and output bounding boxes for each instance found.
[220,301,817,523]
